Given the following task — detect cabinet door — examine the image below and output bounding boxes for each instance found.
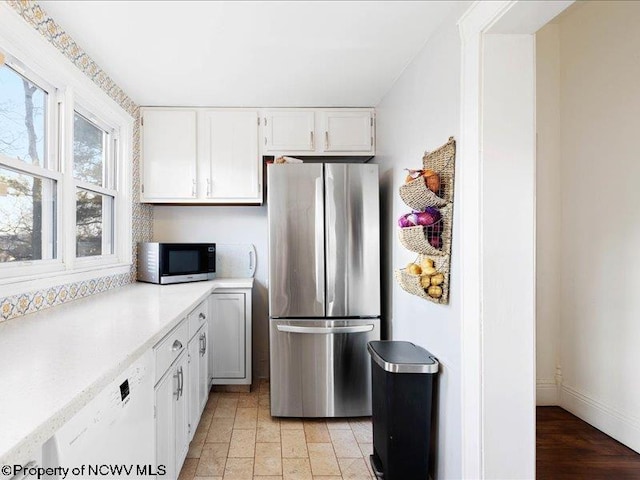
[174,355,190,475]
[155,367,177,480]
[264,110,315,152]
[198,325,209,413]
[210,293,245,379]
[321,110,374,153]
[142,109,197,200]
[187,335,200,442]
[201,110,260,201]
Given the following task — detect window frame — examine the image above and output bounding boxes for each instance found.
[71,104,119,264]
[0,56,63,277]
[0,12,133,295]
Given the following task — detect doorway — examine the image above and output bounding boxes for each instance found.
[535,1,640,478]
[459,0,640,478]
[458,1,567,478]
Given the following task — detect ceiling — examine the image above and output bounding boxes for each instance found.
[40,1,456,107]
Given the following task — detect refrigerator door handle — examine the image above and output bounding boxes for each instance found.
[314,176,324,304]
[276,324,375,334]
[325,174,336,306]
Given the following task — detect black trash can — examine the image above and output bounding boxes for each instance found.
[367,340,439,480]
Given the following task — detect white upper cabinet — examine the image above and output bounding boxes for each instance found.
[141,109,197,200]
[199,110,260,202]
[264,110,315,152]
[321,110,374,153]
[263,108,375,156]
[141,107,261,204]
[141,107,375,203]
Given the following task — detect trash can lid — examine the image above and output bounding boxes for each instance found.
[367,341,439,374]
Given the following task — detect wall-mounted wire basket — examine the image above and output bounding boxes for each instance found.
[395,254,450,305]
[398,204,452,256]
[395,136,456,304]
[399,179,448,209]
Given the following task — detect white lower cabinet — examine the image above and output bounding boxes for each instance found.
[155,348,188,480]
[154,290,252,479]
[155,298,209,480]
[209,289,252,385]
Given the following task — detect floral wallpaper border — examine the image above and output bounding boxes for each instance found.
[6,0,137,117]
[1,0,153,323]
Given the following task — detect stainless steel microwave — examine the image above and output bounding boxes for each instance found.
[137,243,216,284]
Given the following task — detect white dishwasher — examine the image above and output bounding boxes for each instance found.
[43,349,155,479]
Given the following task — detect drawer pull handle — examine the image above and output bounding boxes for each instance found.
[174,366,184,399]
[200,332,207,356]
[171,340,183,352]
[199,312,206,320]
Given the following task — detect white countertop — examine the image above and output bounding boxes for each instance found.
[0,278,253,467]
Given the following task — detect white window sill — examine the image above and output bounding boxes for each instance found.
[0,263,132,298]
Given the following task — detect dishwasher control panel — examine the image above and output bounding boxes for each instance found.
[119,379,130,401]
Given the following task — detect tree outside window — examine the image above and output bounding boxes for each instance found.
[0,65,52,263]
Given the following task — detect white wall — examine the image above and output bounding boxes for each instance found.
[482,33,537,479]
[154,206,270,379]
[374,3,470,478]
[535,23,562,405]
[536,0,640,451]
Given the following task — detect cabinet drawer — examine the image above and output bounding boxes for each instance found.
[155,320,189,383]
[188,300,208,340]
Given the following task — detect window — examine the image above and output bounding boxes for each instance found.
[0,44,132,286]
[0,64,46,167]
[0,167,56,262]
[0,64,58,265]
[73,110,117,259]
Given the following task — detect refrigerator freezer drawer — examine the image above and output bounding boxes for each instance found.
[270,318,380,417]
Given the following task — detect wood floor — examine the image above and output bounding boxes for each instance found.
[537,406,640,480]
[178,380,375,480]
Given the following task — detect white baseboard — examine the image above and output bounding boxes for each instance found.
[536,380,559,406]
[560,384,640,454]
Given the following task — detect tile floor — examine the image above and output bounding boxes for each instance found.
[178,381,376,480]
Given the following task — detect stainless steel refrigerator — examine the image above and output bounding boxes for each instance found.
[268,163,380,417]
